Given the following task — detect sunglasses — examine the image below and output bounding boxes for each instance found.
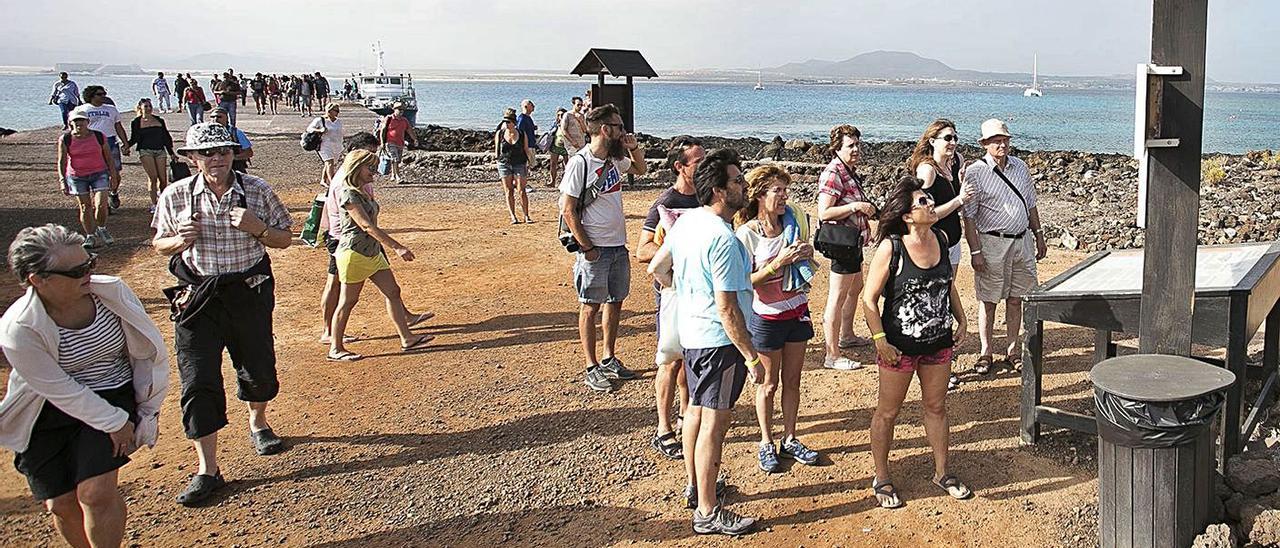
[913,195,936,208]
[44,253,97,279]
[937,134,958,142]
[193,147,233,157]
[94,92,107,97]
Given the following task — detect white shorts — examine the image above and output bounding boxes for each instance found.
[974,233,1038,303]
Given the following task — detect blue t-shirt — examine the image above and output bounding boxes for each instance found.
[667,208,754,349]
[515,114,537,149]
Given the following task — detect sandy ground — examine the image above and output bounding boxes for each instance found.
[0,108,1113,547]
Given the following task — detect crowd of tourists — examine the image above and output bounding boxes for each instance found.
[6,75,1048,542]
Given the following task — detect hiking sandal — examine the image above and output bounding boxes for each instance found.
[872,478,905,509]
[933,474,973,500]
[651,431,683,460]
[1003,354,1023,372]
[974,354,993,375]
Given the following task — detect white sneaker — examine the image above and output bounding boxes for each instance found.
[97,227,114,246]
[823,355,864,371]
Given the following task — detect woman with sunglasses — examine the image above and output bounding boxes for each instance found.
[495,108,533,224]
[860,176,972,509]
[128,98,175,213]
[0,224,169,547]
[328,149,433,361]
[906,119,974,389]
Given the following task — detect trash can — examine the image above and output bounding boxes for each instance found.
[1090,354,1235,548]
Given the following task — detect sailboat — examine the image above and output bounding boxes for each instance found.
[1024,54,1043,97]
[754,71,764,91]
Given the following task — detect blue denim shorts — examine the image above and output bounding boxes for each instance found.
[573,246,631,304]
[65,171,110,196]
[106,137,122,172]
[497,162,528,178]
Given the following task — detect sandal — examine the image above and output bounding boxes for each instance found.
[948,374,961,391]
[933,474,973,500]
[326,350,363,362]
[401,334,434,352]
[1003,354,1023,372]
[406,312,435,328]
[250,428,287,456]
[872,478,905,509]
[838,335,872,349]
[651,431,683,460]
[176,472,225,507]
[974,354,993,375]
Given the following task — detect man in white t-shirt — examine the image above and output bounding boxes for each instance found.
[72,86,130,213]
[152,72,172,113]
[558,104,647,393]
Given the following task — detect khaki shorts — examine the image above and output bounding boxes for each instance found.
[974,233,1037,303]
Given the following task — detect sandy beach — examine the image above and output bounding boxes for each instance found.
[0,106,1264,546]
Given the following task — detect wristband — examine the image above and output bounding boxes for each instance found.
[871,332,887,341]
[970,249,983,256]
[746,356,761,367]
[255,227,269,239]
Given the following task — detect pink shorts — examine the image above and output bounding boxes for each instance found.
[877,347,954,373]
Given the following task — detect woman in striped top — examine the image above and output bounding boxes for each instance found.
[735,165,821,473]
[0,224,169,548]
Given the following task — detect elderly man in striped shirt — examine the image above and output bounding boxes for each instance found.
[961,119,1047,376]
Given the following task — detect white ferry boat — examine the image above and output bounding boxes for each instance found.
[356,42,419,124]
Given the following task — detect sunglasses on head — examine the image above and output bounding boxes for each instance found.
[44,253,97,279]
[193,147,233,157]
[937,134,958,142]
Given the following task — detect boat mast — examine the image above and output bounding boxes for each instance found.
[372,41,387,76]
[1032,54,1039,88]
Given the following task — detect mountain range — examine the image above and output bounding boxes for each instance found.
[765,50,1086,84]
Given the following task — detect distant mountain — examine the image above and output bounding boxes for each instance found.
[769,50,1038,83]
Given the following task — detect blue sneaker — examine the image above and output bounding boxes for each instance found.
[758,442,780,473]
[780,437,820,466]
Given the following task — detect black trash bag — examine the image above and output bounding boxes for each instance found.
[1094,388,1224,448]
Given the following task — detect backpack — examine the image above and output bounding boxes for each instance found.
[537,131,555,153]
[301,117,324,151]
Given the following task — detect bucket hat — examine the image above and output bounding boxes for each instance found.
[177,122,241,153]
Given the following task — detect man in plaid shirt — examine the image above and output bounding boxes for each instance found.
[152,123,292,506]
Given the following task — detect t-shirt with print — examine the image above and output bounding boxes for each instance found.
[337,187,382,257]
[558,151,631,248]
[72,104,121,140]
[153,77,170,95]
[667,208,754,349]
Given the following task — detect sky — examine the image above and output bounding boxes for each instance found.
[1,0,1277,83]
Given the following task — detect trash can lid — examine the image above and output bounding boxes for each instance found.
[1089,354,1236,402]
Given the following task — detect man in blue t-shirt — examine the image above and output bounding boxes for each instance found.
[660,148,760,536]
[515,100,537,171]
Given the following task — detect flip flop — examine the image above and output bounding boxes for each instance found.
[406,312,435,328]
[319,335,359,344]
[401,334,434,352]
[326,350,363,362]
[933,474,974,500]
[975,354,993,375]
[872,478,905,509]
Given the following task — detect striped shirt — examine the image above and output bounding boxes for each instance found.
[153,172,292,276]
[962,154,1037,234]
[57,296,132,391]
[736,222,808,320]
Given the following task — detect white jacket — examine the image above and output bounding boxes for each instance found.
[0,275,169,453]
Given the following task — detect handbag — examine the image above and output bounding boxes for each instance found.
[301,117,324,151]
[299,192,325,247]
[814,222,862,259]
[169,159,191,181]
[654,287,683,365]
[556,153,604,252]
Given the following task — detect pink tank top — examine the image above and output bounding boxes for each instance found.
[66,133,108,177]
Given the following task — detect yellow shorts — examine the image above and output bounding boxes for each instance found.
[335,247,390,284]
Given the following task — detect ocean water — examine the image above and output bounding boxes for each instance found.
[2,74,1277,154]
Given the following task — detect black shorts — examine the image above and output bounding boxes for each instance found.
[683,345,746,410]
[14,384,136,500]
[326,237,339,275]
[748,313,815,352]
[175,279,279,439]
[826,246,864,275]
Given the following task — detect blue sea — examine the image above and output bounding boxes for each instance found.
[2,73,1277,154]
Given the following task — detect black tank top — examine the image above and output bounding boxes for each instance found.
[882,229,954,356]
[498,133,527,165]
[923,158,962,247]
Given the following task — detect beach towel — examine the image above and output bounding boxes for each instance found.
[781,205,815,293]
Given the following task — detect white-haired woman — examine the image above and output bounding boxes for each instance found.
[0,224,168,547]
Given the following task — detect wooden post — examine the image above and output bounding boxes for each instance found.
[1137,0,1208,355]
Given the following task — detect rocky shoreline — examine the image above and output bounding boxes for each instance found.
[407,125,1280,252]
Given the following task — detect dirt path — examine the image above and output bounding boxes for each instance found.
[0,113,1108,547]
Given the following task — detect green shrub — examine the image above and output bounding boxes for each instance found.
[1201,156,1227,186]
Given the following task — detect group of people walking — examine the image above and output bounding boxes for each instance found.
[558,105,1045,534]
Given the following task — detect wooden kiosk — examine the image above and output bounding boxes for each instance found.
[570,48,658,132]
